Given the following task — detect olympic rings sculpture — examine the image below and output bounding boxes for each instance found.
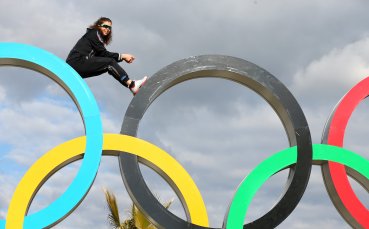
[1,43,369,228]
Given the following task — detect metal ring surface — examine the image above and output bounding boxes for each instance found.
[120,55,313,228]
[6,134,208,228]
[0,43,103,228]
[227,144,369,228]
[321,76,369,228]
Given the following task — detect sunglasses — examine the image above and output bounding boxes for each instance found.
[99,24,112,30]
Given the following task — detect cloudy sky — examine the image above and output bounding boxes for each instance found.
[1,0,369,228]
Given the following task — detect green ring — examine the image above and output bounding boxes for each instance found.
[226,144,369,228]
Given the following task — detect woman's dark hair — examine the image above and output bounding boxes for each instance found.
[89,17,112,45]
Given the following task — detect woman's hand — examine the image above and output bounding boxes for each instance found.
[121,53,135,63]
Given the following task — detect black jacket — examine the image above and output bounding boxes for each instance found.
[66,28,121,62]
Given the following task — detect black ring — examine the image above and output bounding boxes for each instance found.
[119,55,312,228]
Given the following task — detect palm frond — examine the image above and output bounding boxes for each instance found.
[132,197,174,229]
[133,205,153,229]
[162,197,175,209]
[103,187,123,228]
[122,218,136,229]
[104,187,174,229]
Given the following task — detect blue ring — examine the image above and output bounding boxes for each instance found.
[0,43,103,228]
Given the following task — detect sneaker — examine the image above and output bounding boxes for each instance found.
[130,76,148,95]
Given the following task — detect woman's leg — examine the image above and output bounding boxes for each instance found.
[68,56,147,95]
[74,56,130,87]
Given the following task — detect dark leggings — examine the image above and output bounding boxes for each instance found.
[67,56,129,87]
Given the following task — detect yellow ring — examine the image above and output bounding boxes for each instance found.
[6,134,209,228]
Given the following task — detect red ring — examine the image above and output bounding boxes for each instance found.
[327,76,369,227]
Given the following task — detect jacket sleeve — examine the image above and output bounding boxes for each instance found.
[88,30,122,62]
